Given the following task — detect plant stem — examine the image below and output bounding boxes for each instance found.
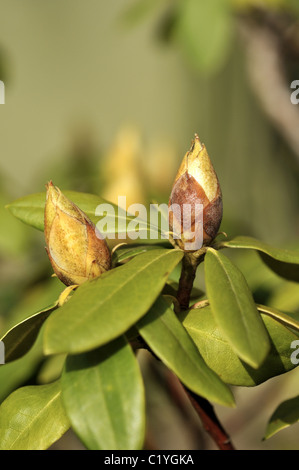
[177,253,201,310]
[185,388,235,450]
[176,250,235,450]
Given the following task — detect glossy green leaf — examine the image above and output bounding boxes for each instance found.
[220,236,299,282]
[181,305,299,386]
[264,396,299,439]
[204,248,270,368]
[174,0,233,74]
[44,248,183,355]
[1,303,58,363]
[0,380,69,450]
[137,297,234,407]
[6,190,167,242]
[61,336,145,450]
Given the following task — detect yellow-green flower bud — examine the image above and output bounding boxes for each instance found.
[44,181,111,286]
[168,135,222,251]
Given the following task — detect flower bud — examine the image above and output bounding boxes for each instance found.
[44,181,111,286]
[168,135,222,251]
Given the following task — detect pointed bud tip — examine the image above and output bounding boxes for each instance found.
[192,134,204,152]
[45,181,60,203]
[46,180,54,190]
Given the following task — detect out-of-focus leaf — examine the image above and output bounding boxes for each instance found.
[264,396,299,439]
[0,193,29,257]
[181,305,299,386]
[220,236,299,282]
[44,249,183,355]
[4,277,63,330]
[204,248,270,368]
[1,303,58,363]
[0,336,43,403]
[174,0,233,74]
[137,297,234,407]
[37,354,66,385]
[269,281,299,313]
[61,336,145,450]
[0,380,69,450]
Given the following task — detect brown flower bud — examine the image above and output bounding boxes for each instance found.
[44,181,111,286]
[168,135,222,251]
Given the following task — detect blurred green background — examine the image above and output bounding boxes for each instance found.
[0,0,299,450]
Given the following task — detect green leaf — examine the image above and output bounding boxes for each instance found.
[1,303,58,363]
[181,305,299,386]
[0,192,29,257]
[61,336,145,450]
[137,297,234,407]
[0,380,69,450]
[44,248,183,355]
[268,281,299,313]
[204,248,271,368]
[220,236,299,282]
[174,0,233,74]
[264,396,299,439]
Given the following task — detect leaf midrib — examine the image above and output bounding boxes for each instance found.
[210,252,253,349]
[51,250,181,335]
